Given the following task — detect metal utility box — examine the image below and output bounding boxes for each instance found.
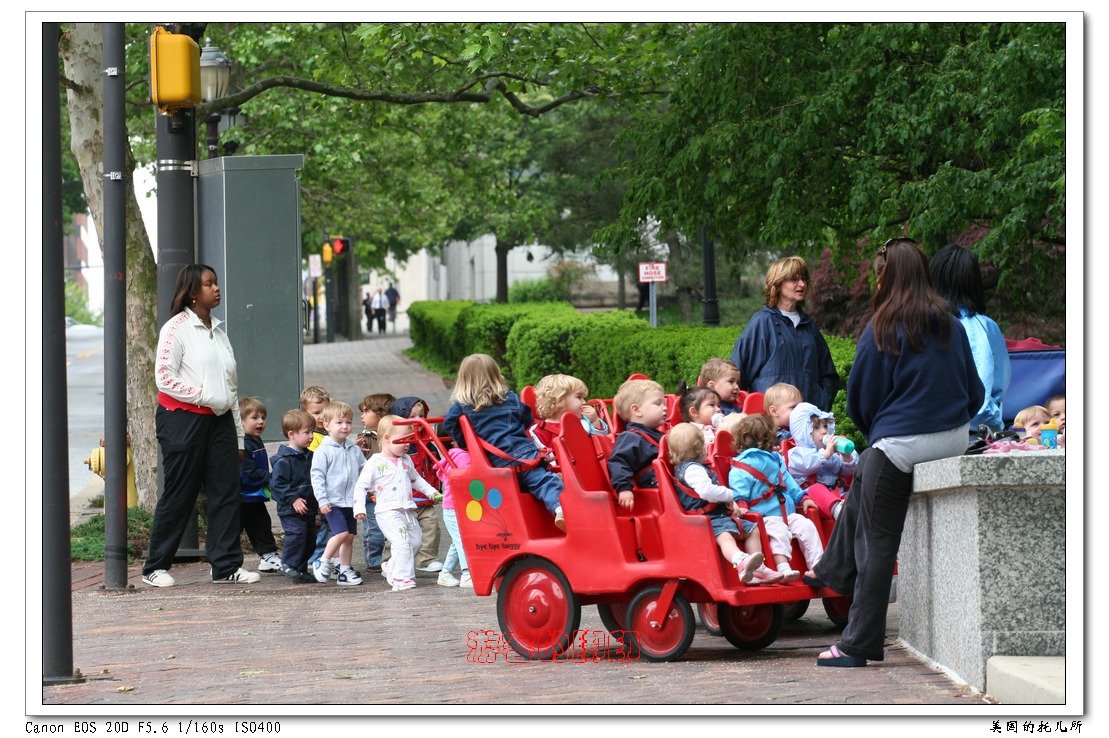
[197,155,306,442]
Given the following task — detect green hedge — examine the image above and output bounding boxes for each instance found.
[408,301,862,448]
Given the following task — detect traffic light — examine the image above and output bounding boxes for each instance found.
[149,26,201,113]
[330,236,351,256]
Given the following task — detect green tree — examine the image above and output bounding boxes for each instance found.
[612,22,1065,316]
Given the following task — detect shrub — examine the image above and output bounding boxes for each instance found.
[508,278,561,304]
[457,302,578,383]
[408,300,473,369]
[70,507,155,562]
[506,310,646,390]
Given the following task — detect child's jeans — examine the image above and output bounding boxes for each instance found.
[763,513,824,569]
[441,508,468,575]
[361,498,385,568]
[377,507,422,582]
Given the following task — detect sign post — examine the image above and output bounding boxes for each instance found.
[638,262,668,328]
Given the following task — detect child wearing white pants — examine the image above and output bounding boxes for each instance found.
[354,416,440,592]
[727,413,825,582]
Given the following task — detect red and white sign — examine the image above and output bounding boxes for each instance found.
[638,262,668,283]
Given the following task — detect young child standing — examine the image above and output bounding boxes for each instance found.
[607,378,669,510]
[678,386,723,448]
[666,423,782,585]
[529,373,609,454]
[786,402,858,521]
[310,401,365,585]
[728,413,824,582]
[355,393,394,573]
[442,354,566,530]
[435,447,473,588]
[270,409,318,583]
[698,358,743,417]
[354,416,441,592]
[301,386,336,575]
[238,397,282,573]
[764,382,803,445]
[391,396,444,573]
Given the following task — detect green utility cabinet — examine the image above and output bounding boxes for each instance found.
[197,155,306,442]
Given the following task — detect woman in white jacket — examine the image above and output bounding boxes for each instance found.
[142,265,260,588]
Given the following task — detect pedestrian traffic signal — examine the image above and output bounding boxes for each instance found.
[149,26,201,113]
[331,237,350,256]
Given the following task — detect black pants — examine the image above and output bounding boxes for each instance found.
[145,407,244,579]
[241,501,278,556]
[811,447,913,661]
[279,513,317,572]
[375,307,387,333]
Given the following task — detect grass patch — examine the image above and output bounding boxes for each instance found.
[70,507,155,562]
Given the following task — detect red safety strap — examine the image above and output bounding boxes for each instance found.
[475,436,546,473]
[673,473,722,515]
[730,460,790,519]
[629,428,661,487]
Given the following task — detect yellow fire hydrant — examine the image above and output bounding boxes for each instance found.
[84,437,138,507]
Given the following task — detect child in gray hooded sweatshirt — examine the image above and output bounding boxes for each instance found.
[785,402,859,522]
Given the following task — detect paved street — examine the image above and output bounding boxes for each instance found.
[38,329,1005,732]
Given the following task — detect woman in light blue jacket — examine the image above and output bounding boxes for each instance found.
[930,244,1011,435]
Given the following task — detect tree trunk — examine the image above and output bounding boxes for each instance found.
[494,235,511,303]
[61,23,160,509]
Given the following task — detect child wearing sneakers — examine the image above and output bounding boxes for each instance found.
[607,378,668,510]
[238,397,282,574]
[666,423,783,585]
[434,447,473,588]
[301,386,336,575]
[309,401,365,585]
[764,382,803,446]
[390,396,444,574]
[270,409,318,583]
[728,413,824,582]
[355,415,441,591]
[786,402,858,522]
[355,392,395,573]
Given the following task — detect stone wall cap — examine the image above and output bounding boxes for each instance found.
[913,449,1066,493]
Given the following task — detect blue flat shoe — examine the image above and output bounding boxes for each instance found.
[817,644,867,667]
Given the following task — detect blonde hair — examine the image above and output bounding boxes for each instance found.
[764,255,810,308]
[320,400,353,424]
[732,413,777,452]
[613,378,664,422]
[715,412,748,439]
[697,358,740,386]
[451,354,509,411]
[239,395,266,418]
[375,415,406,442]
[299,386,331,408]
[763,382,802,411]
[666,423,706,465]
[281,409,315,436]
[535,374,589,420]
[1014,405,1049,429]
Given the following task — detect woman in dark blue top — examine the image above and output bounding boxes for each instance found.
[808,238,983,667]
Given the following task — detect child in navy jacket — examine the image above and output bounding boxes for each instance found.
[238,397,281,574]
[607,378,668,510]
[270,409,318,582]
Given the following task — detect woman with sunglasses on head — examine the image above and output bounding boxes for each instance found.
[730,255,840,413]
[805,238,984,667]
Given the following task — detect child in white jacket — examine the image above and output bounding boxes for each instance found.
[354,415,441,591]
[785,402,859,521]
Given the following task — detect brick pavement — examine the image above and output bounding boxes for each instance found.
[42,332,995,713]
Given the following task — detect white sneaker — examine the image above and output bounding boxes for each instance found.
[438,570,460,587]
[554,506,566,531]
[778,566,800,583]
[258,553,282,572]
[337,569,363,586]
[416,561,444,573]
[381,559,393,586]
[312,558,333,583]
[142,569,175,588]
[213,567,261,584]
[459,572,473,589]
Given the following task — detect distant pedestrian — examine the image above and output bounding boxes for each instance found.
[362,293,374,334]
[143,264,260,588]
[270,409,318,583]
[371,288,388,334]
[310,401,366,585]
[385,282,400,322]
[237,396,282,573]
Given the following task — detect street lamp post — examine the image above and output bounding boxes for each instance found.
[198,40,231,159]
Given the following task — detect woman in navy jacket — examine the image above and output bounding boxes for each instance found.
[807,238,984,667]
[730,255,840,412]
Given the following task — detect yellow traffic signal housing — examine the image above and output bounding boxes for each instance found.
[149,26,201,113]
